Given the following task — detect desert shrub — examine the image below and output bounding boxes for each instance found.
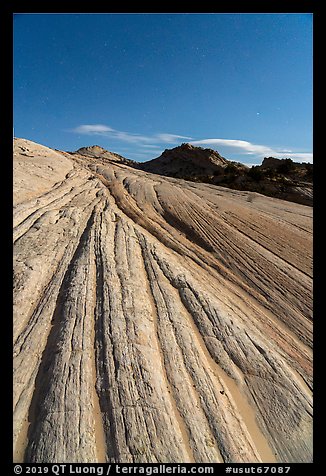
[248,166,263,182]
[225,164,238,174]
[247,193,254,202]
[304,163,313,179]
[264,168,277,178]
[277,158,294,174]
[222,174,236,185]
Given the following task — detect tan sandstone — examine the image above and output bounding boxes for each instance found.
[13,138,313,463]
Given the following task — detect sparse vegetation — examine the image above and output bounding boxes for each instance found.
[276,158,294,174]
[247,193,254,202]
[264,168,277,178]
[224,163,238,174]
[305,163,313,179]
[248,166,263,182]
[213,169,222,176]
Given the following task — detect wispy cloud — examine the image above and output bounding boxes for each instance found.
[282,152,313,162]
[71,124,192,145]
[72,124,151,143]
[190,138,274,156]
[156,133,193,143]
[140,144,164,149]
[190,138,313,163]
[73,124,114,134]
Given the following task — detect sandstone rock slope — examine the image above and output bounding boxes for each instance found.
[13,138,313,463]
[71,145,136,166]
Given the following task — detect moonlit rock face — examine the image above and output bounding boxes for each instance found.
[13,138,312,463]
[76,145,108,156]
[139,143,230,177]
[73,145,134,165]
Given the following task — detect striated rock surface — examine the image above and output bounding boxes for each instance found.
[13,138,313,464]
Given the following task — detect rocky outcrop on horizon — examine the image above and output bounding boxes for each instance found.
[13,138,312,464]
[260,156,308,170]
[137,143,246,178]
[69,145,136,166]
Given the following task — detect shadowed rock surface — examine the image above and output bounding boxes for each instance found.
[137,143,234,178]
[13,138,313,463]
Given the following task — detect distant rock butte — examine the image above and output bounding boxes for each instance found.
[13,138,312,464]
[260,156,308,169]
[72,145,135,165]
[138,143,246,178]
[76,145,111,156]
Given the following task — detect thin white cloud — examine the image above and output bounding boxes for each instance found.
[140,144,164,149]
[190,138,313,163]
[73,124,114,134]
[190,138,274,155]
[72,124,151,143]
[156,133,193,143]
[111,131,153,143]
[276,152,313,162]
[71,124,192,145]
